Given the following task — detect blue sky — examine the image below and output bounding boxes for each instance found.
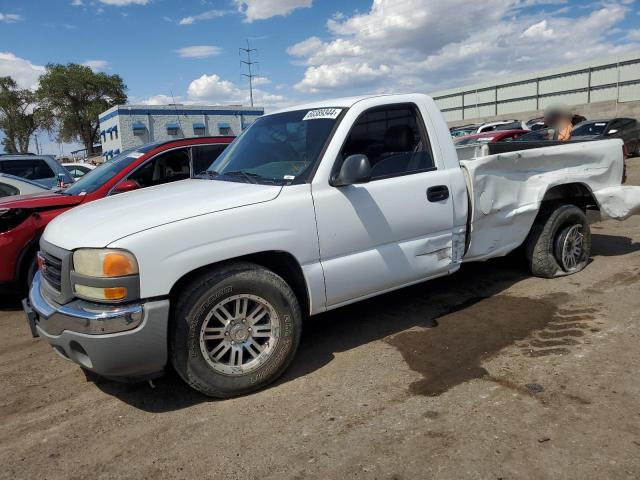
[1,0,639,154]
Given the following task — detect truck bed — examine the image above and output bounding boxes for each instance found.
[459,139,640,262]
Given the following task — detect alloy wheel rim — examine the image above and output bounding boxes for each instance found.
[199,294,279,375]
[560,224,584,271]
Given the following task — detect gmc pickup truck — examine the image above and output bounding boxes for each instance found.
[24,94,640,398]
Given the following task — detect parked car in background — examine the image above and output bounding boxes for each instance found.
[571,118,640,157]
[62,162,95,179]
[0,136,233,292]
[0,174,49,198]
[476,120,528,133]
[454,129,529,146]
[0,155,74,188]
[450,124,481,137]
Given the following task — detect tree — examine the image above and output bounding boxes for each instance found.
[37,64,127,155]
[0,76,40,154]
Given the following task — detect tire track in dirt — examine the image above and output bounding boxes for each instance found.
[385,294,606,397]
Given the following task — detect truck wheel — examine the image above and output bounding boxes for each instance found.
[170,262,302,398]
[526,204,591,278]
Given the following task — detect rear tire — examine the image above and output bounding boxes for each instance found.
[170,262,302,398]
[526,204,591,278]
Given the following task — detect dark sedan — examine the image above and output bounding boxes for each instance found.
[571,118,640,157]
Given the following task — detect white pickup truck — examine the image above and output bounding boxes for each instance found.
[25,93,640,397]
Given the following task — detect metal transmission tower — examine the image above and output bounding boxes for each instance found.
[240,40,258,107]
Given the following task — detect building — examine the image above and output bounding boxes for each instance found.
[98,104,264,160]
[431,51,640,127]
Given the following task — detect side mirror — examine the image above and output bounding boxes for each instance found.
[331,154,371,187]
[112,179,140,194]
[607,129,618,135]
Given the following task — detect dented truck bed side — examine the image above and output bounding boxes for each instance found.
[461,138,640,262]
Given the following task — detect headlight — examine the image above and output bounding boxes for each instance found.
[73,249,138,277]
[72,249,139,301]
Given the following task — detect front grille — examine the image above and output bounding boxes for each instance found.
[41,252,63,292]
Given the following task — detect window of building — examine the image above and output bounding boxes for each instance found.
[338,104,435,180]
[193,122,206,136]
[166,123,180,135]
[218,122,232,135]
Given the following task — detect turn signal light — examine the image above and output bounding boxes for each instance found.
[74,285,128,301]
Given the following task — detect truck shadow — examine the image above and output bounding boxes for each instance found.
[92,233,635,412]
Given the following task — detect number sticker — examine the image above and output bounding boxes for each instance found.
[302,108,342,121]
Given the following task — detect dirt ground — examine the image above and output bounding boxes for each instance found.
[1,160,640,480]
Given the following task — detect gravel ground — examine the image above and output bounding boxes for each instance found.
[1,159,639,480]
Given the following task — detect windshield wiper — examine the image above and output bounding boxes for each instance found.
[223,170,260,184]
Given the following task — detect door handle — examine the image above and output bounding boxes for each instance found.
[427,185,449,202]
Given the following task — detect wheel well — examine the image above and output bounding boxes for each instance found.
[169,251,310,316]
[540,183,599,211]
[16,235,40,284]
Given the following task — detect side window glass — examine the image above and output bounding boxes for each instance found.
[0,183,19,197]
[191,144,227,175]
[339,105,434,180]
[0,160,54,180]
[128,149,190,188]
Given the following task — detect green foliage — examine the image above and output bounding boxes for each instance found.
[0,76,40,154]
[37,63,127,155]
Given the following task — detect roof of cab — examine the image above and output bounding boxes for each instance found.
[269,93,433,116]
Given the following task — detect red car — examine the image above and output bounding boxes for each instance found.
[454,129,529,146]
[0,136,233,292]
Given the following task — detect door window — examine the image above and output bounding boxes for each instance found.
[0,160,55,180]
[339,104,435,180]
[0,182,19,197]
[191,144,228,175]
[128,148,190,188]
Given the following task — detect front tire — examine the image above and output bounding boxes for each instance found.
[170,262,302,398]
[526,204,591,278]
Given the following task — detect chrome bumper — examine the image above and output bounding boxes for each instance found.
[29,272,143,336]
[25,271,170,380]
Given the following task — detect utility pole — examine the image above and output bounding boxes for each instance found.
[240,39,258,107]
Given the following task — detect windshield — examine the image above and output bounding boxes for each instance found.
[572,122,607,137]
[64,148,141,195]
[206,108,342,184]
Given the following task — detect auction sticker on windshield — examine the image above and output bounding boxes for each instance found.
[303,108,342,121]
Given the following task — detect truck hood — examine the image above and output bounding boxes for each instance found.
[0,191,83,210]
[44,179,283,250]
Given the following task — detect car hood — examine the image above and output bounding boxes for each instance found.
[44,179,283,250]
[0,190,83,210]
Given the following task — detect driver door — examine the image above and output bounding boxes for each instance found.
[311,103,456,308]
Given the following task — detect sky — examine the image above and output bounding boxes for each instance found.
[1,0,639,154]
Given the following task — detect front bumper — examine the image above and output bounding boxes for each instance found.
[25,272,170,380]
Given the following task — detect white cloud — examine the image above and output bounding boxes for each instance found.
[175,45,223,59]
[98,0,148,5]
[252,76,271,86]
[627,29,640,41]
[0,13,23,23]
[521,19,555,39]
[186,73,290,110]
[178,9,227,25]
[82,59,109,71]
[139,94,180,105]
[71,0,83,6]
[0,52,45,89]
[287,0,638,95]
[235,0,312,22]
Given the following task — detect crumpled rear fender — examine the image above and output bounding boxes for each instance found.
[593,186,640,221]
